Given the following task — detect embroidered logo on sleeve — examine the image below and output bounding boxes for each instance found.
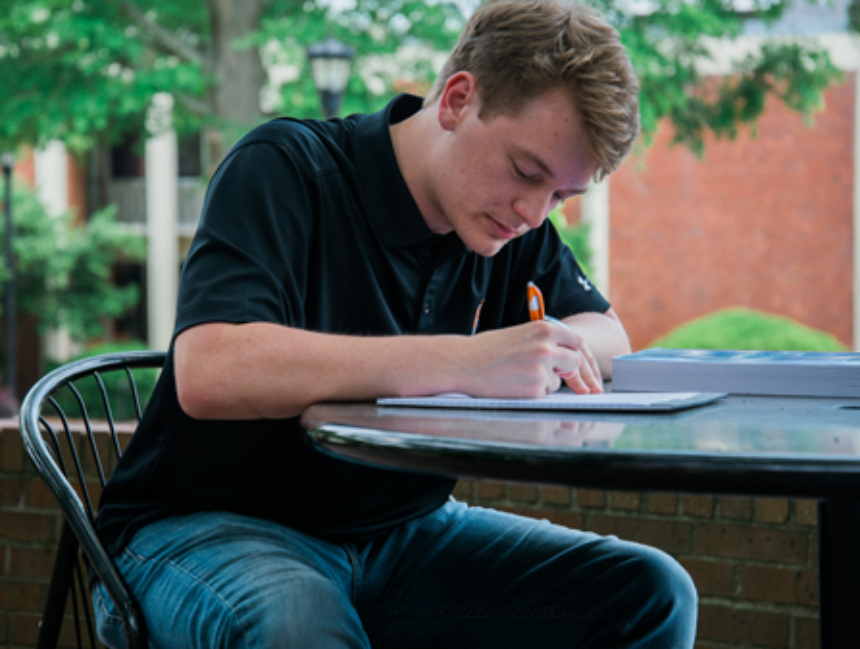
[577,274,593,291]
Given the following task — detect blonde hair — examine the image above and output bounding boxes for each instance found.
[428,0,640,179]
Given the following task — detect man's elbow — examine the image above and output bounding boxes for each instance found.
[175,368,219,420]
[604,307,632,355]
[615,329,632,356]
[174,324,233,419]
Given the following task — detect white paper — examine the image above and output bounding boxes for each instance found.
[378,389,725,412]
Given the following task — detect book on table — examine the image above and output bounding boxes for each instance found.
[611,348,860,398]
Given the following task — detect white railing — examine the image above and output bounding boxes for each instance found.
[106,177,205,233]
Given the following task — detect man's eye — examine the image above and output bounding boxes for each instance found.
[514,164,537,181]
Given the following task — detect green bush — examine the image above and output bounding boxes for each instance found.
[45,341,159,422]
[649,307,850,351]
[1,182,145,338]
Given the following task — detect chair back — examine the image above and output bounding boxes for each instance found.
[19,350,165,649]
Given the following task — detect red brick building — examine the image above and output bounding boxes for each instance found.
[609,75,855,351]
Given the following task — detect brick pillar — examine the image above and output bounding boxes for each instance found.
[853,68,860,350]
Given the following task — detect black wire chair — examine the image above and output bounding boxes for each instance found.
[19,350,165,649]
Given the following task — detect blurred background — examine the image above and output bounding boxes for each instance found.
[0,0,855,409]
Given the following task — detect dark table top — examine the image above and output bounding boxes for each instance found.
[301,393,860,499]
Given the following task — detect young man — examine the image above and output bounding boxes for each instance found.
[93,1,698,646]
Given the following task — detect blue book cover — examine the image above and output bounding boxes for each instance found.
[618,348,860,366]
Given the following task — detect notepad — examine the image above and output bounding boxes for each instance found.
[377,389,726,412]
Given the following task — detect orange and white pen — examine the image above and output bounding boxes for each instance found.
[527,281,545,321]
[527,281,567,328]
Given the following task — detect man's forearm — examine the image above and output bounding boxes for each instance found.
[175,317,604,421]
[175,322,472,420]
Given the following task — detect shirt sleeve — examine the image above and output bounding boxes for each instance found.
[174,138,315,337]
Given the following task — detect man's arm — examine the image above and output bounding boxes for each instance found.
[174,318,599,420]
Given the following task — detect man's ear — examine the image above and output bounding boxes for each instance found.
[437,71,479,131]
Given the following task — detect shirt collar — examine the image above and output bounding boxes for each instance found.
[353,94,450,249]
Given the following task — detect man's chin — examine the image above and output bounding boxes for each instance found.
[469,239,508,258]
[457,224,516,257]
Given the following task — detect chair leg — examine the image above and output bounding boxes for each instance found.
[74,558,98,647]
[37,521,80,649]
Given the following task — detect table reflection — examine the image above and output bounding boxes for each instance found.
[376,407,626,448]
[303,394,860,459]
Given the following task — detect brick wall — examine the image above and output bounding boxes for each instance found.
[0,421,133,648]
[609,76,855,351]
[1,422,821,648]
[1,421,58,648]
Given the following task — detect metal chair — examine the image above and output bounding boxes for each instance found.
[19,350,166,649]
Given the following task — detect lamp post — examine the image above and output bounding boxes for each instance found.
[1,151,15,406]
[307,36,355,119]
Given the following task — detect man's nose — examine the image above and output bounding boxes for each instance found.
[513,194,551,229]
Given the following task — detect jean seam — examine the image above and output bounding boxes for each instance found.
[344,543,366,604]
[93,583,123,625]
[120,547,253,646]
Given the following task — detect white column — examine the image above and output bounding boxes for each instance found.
[580,177,611,297]
[34,141,77,362]
[145,93,179,352]
[34,141,68,218]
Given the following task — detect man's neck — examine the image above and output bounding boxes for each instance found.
[389,104,452,235]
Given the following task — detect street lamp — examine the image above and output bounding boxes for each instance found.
[307,35,355,119]
[1,151,15,408]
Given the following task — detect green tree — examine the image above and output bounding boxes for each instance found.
[0,183,145,339]
[608,0,843,154]
[0,0,845,158]
[0,0,468,157]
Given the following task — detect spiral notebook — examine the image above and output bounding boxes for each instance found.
[377,389,726,412]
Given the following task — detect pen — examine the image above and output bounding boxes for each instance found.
[528,281,603,393]
[471,299,485,335]
[527,281,545,321]
[527,281,568,328]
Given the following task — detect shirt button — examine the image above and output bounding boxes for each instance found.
[423,301,433,315]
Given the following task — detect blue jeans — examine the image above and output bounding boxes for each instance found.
[92,501,697,648]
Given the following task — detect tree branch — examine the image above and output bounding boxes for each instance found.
[119,2,204,66]
[177,93,211,116]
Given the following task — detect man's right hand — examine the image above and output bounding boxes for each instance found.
[450,321,593,398]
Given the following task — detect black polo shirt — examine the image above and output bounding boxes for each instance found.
[96,95,610,554]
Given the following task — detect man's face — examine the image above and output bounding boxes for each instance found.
[428,84,597,257]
